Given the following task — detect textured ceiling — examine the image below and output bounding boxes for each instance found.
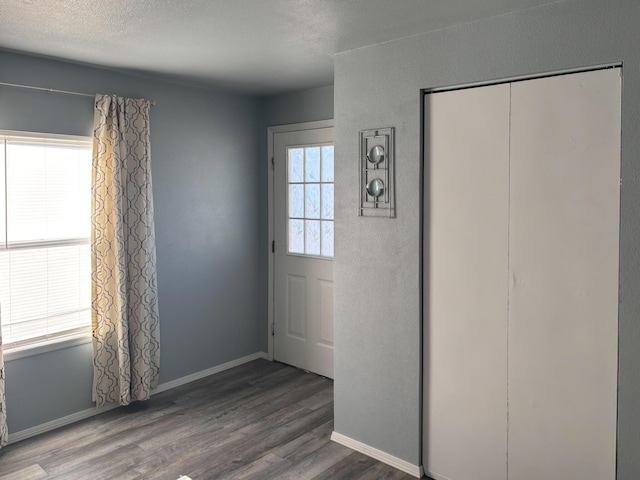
[0,0,559,94]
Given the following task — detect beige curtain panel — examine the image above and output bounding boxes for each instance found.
[0,306,7,448]
[92,94,160,407]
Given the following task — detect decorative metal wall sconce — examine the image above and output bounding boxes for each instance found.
[359,127,395,217]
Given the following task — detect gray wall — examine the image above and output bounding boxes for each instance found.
[0,50,262,433]
[259,85,334,128]
[256,85,334,350]
[333,0,640,478]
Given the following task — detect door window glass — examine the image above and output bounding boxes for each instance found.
[287,145,334,258]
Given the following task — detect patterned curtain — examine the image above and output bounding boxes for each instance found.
[0,305,7,448]
[92,95,160,407]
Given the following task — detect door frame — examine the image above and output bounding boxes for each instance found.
[267,119,334,361]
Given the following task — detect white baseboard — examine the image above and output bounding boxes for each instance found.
[331,431,424,478]
[8,351,269,445]
[8,403,121,444]
[152,351,268,394]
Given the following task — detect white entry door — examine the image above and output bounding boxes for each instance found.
[272,125,334,378]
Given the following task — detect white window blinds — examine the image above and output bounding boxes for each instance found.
[0,133,92,348]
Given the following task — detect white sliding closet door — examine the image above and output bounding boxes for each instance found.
[425,84,510,480]
[508,68,620,480]
[424,67,620,480]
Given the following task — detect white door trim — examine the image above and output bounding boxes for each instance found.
[267,119,334,361]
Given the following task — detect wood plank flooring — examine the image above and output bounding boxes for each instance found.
[0,359,415,480]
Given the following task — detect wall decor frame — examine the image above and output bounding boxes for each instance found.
[359,127,395,217]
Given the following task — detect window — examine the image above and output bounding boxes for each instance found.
[287,144,334,258]
[0,132,92,349]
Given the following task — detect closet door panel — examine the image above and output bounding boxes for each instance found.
[425,84,509,480]
[508,68,620,480]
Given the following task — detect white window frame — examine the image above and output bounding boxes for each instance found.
[0,130,93,361]
[285,142,335,259]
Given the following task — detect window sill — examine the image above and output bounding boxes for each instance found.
[3,333,92,362]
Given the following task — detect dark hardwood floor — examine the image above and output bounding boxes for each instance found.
[0,359,414,480]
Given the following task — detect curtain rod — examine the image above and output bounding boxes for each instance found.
[0,81,156,105]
